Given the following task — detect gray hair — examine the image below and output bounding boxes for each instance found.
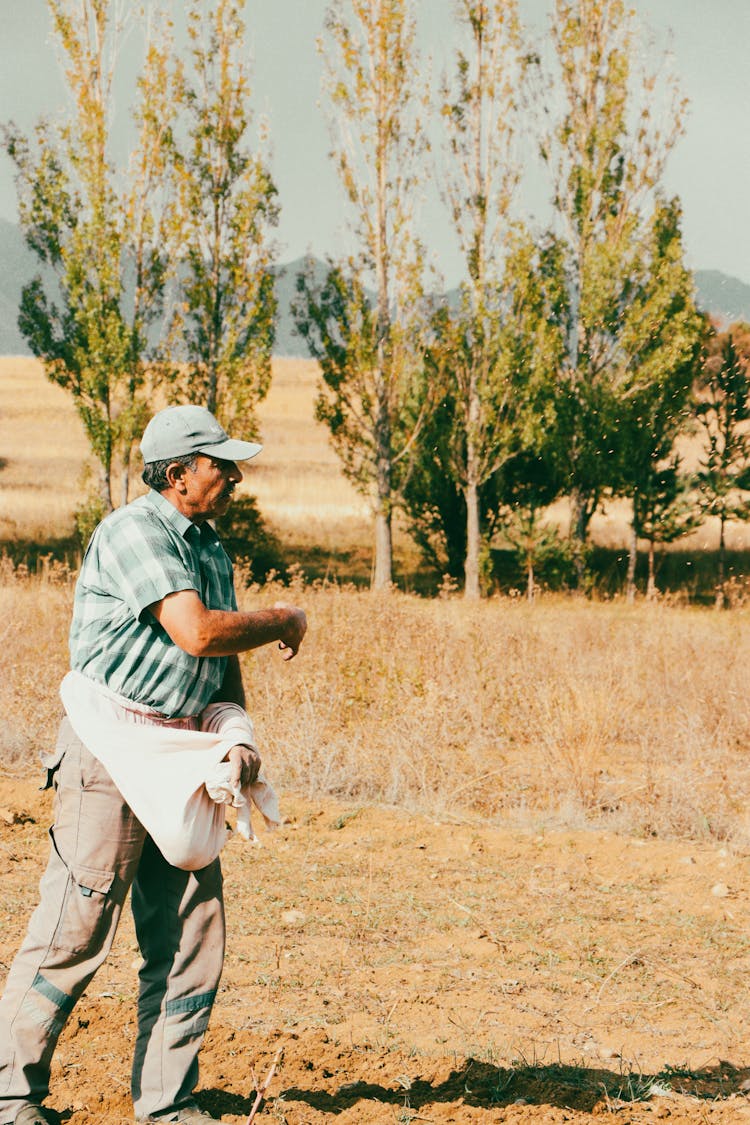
[142,453,199,492]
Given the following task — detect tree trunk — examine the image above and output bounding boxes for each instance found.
[464,478,481,600]
[526,557,535,603]
[372,369,393,589]
[626,519,637,603]
[98,460,113,515]
[463,351,483,601]
[206,367,218,416]
[373,503,393,590]
[119,448,131,509]
[570,488,592,589]
[715,516,727,609]
[646,540,657,600]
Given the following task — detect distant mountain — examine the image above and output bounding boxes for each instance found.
[1,218,748,356]
[279,263,750,354]
[272,255,330,358]
[694,269,750,326]
[0,219,319,358]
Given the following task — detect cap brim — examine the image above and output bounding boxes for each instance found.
[196,439,263,462]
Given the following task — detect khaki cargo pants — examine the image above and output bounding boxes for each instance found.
[0,719,225,1122]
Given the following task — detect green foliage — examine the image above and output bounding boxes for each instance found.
[632,459,701,547]
[5,2,177,510]
[537,0,690,558]
[495,508,575,595]
[170,0,278,435]
[693,322,750,602]
[294,261,380,495]
[73,474,107,552]
[214,494,284,583]
[694,325,750,527]
[609,197,704,594]
[436,0,526,597]
[402,233,565,588]
[492,441,570,595]
[400,386,503,583]
[7,1,276,504]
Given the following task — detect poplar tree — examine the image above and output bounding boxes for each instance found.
[538,0,689,582]
[694,324,750,607]
[436,0,527,598]
[612,198,702,600]
[5,0,176,513]
[299,0,429,589]
[170,0,278,434]
[401,232,567,591]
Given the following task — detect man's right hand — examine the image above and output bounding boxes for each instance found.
[275,602,307,660]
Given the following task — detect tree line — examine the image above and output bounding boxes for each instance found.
[6,0,749,602]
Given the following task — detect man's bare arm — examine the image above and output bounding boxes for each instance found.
[150,589,307,660]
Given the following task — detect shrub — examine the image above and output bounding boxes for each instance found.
[216,494,285,583]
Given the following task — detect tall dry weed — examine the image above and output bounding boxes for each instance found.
[0,556,74,768]
[231,582,750,843]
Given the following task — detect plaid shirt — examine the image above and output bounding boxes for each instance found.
[69,490,237,718]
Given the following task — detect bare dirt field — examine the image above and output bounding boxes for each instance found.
[3,775,750,1125]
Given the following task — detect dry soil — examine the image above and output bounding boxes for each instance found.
[1,776,750,1124]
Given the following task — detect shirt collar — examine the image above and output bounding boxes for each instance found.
[145,489,197,541]
[145,489,222,547]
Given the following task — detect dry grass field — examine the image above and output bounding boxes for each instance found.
[3,358,750,1122]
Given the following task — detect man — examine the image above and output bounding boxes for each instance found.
[0,405,307,1125]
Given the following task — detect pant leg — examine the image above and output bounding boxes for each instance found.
[130,841,225,1119]
[0,720,147,1122]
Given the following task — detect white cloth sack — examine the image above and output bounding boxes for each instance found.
[60,670,280,872]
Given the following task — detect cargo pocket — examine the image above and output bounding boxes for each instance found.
[50,855,116,956]
[40,716,81,791]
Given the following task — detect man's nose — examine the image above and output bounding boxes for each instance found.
[229,462,243,483]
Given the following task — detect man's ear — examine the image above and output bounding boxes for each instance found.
[165,461,191,492]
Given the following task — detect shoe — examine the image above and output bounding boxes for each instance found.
[14,1109,61,1125]
[140,1106,220,1125]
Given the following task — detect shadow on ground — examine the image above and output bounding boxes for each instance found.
[199,1057,750,1117]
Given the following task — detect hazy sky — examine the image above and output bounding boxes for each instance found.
[1,1,749,286]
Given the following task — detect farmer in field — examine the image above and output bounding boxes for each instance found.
[0,405,307,1125]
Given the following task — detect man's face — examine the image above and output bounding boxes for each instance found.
[178,454,243,522]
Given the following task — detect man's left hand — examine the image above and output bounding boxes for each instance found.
[226,744,261,789]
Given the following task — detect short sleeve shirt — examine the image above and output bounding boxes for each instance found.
[69,490,237,717]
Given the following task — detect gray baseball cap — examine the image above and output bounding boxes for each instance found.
[140,405,263,464]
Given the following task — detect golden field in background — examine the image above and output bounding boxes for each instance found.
[0,356,369,548]
[0,356,427,579]
[0,358,90,542]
